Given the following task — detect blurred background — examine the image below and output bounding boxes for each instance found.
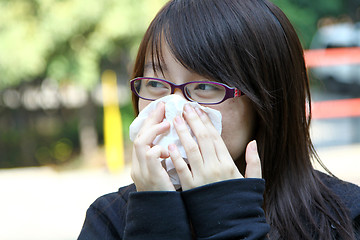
[0,0,359,239]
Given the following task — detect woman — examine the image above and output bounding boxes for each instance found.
[78,0,360,239]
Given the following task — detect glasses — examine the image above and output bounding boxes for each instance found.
[130,77,243,105]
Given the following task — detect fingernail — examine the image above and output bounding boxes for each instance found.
[184,104,194,113]
[251,140,257,152]
[175,116,184,124]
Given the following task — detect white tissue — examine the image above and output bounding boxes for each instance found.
[129,95,222,189]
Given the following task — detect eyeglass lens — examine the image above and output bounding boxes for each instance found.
[133,78,226,104]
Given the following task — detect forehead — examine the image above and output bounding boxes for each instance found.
[140,26,224,85]
[142,37,167,75]
[143,41,184,76]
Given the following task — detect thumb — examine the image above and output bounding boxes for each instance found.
[245,140,262,178]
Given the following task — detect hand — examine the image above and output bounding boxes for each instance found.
[131,102,175,192]
[169,104,262,191]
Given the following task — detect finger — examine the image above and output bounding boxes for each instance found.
[168,144,193,189]
[173,115,204,173]
[195,108,242,179]
[139,101,166,133]
[135,120,170,147]
[194,107,219,136]
[134,122,170,168]
[134,122,170,164]
[194,107,232,163]
[145,145,175,190]
[182,105,218,165]
[135,102,168,154]
[133,103,168,170]
[131,146,141,183]
[145,145,169,170]
[133,121,170,161]
[132,143,175,191]
[245,140,262,178]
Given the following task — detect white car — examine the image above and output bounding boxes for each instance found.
[310,22,360,89]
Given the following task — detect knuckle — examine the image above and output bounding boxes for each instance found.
[133,139,143,148]
[196,132,210,140]
[130,170,138,182]
[176,164,188,174]
[223,162,235,173]
[146,177,155,185]
[210,167,221,178]
[176,125,187,134]
[145,149,155,159]
[213,137,223,146]
[186,144,199,154]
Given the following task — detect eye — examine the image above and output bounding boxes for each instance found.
[194,83,221,91]
[146,80,167,88]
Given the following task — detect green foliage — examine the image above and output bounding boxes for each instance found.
[0,0,353,89]
[0,0,355,168]
[271,0,346,47]
[120,100,135,143]
[0,108,81,168]
[0,0,167,89]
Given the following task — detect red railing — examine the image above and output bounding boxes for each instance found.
[304,47,360,119]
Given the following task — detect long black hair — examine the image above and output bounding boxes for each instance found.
[131,0,355,239]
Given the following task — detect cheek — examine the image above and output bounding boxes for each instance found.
[216,98,256,159]
[138,99,151,113]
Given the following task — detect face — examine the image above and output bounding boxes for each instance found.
[138,43,257,163]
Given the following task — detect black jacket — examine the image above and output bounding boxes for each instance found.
[78,172,360,240]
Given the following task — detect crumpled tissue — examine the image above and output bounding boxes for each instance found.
[129,95,222,189]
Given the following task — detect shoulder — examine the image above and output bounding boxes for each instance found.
[87,183,136,221]
[78,184,136,239]
[316,171,360,220]
[91,183,136,209]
